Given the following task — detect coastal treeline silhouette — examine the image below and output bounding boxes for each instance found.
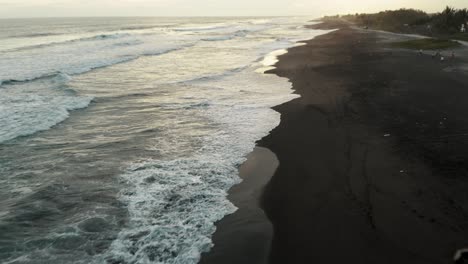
[331,7,468,38]
[434,7,468,33]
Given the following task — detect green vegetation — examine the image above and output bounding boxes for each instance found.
[432,7,468,34]
[334,7,468,39]
[452,33,468,42]
[340,9,431,33]
[391,38,461,50]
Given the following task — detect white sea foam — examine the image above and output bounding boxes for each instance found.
[0,32,195,84]
[100,47,304,264]
[8,33,132,52]
[256,49,289,73]
[102,157,239,264]
[173,23,233,32]
[0,74,92,143]
[0,16,331,264]
[94,17,330,264]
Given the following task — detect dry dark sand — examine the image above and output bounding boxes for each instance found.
[202,20,468,264]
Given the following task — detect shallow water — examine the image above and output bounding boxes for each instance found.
[0,17,329,263]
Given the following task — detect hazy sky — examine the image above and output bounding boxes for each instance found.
[0,0,466,18]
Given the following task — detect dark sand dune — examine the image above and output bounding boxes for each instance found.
[202,21,468,264]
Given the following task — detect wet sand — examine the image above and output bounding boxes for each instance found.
[202,20,468,264]
[200,147,276,264]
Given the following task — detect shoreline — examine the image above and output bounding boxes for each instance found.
[199,25,332,264]
[199,26,329,264]
[259,20,468,263]
[199,147,277,264]
[202,19,468,264]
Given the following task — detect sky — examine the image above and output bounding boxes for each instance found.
[0,0,466,18]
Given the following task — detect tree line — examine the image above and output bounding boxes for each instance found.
[331,7,468,35]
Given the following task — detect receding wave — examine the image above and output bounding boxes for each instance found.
[7,33,133,52]
[174,24,233,32]
[201,30,250,42]
[0,72,73,86]
[0,17,330,264]
[10,32,64,38]
[0,73,93,143]
[201,35,235,42]
[180,66,251,85]
[0,45,189,86]
[119,25,170,31]
[111,39,144,47]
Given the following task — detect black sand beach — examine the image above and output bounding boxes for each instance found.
[202,20,468,264]
[200,147,276,264]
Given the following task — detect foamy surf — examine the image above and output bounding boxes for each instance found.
[100,53,303,264]
[0,73,92,143]
[0,17,330,264]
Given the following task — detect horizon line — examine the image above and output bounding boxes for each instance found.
[0,14,319,20]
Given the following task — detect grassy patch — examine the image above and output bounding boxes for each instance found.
[391,38,461,50]
[452,33,468,42]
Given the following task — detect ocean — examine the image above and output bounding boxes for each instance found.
[0,17,327,263]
